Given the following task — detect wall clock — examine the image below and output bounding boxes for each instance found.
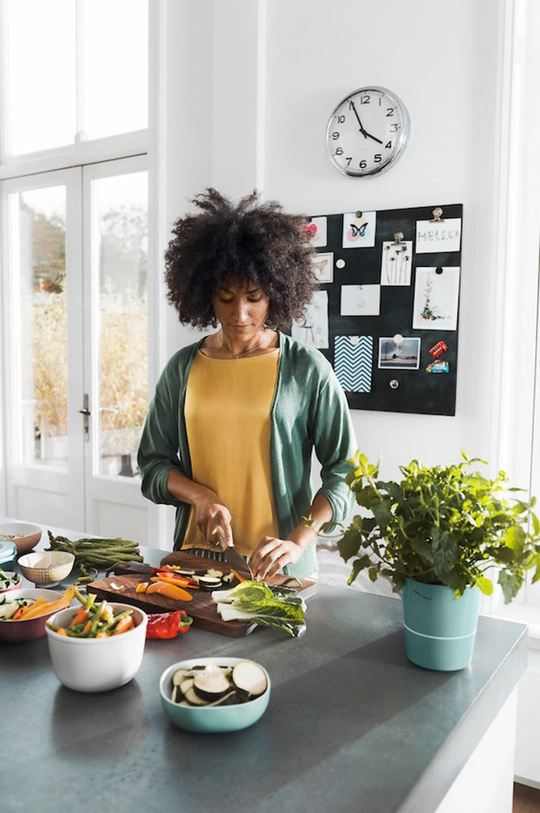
[326,86,410,178]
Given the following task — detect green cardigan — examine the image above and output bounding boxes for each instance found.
[137,332,357,577]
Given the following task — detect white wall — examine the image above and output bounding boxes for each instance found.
[158,0,539,493]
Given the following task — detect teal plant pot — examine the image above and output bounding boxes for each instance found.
[401,579,480,671]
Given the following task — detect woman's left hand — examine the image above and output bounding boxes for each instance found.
[248,537,304,581]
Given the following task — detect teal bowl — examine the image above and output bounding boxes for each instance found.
[159,657,271,733]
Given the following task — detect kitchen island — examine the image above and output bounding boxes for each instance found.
[1,529,528,813]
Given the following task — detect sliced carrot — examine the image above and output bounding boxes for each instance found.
[69,607,89,628]
[113,615,134,635]
[56,627,68,636]
[136,581,149,593]
[151,574,192,587]
[145,581,193,601]
[96,631,110,638]
[82,619,92,633]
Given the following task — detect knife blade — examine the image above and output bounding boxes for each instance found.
[224,545,254,581]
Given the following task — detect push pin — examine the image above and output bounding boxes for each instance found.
[389,379,400,390]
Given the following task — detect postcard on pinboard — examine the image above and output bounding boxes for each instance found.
[312,252,333,283]
[291,290,329,349]
[381,241,413,286]
[415,218,461,253]
[309,216,328,248]
[412,267,460,331]
[379,337,421,370]
[340,284,380,316]
[342,211,377,248]
[334,335,373,393]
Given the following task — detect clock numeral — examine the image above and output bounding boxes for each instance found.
[374,154,382,163]
[336,115,345,124]
[359,160,367,169]
[331,131,340,140]
[386,107,395,117]
[360,95,370,104]
[390,123,400,133]
[385,141,392,150]
[335,147,344,156]
[345,157,352,166]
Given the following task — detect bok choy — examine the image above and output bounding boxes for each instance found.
[212,581,306,638]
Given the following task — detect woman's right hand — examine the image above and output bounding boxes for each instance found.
[194,493,233,549]
[166,468,233,548]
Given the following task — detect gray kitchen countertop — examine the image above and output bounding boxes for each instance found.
[1,539,528,813]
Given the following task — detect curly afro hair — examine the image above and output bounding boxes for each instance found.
[164,188,319,330]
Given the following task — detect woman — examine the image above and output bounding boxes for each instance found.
[137,189,356,580]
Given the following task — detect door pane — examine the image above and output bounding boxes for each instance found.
[93,172,148,477]
[13,186,69,469]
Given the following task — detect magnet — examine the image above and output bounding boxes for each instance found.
[426,360,449,373]
[336,259,346,269]
[389,379,400,389]
[429,341,448,359]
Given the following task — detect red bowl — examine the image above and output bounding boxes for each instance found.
[0,588,68,643]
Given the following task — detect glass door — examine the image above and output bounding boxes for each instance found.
[1,157,149,540]
[2,168,85,529]
[82,157,149,538]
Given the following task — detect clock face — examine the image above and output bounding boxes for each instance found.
[326,86,410,178]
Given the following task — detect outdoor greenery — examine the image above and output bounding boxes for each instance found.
[28,201,147,453]
[336,450,540,603]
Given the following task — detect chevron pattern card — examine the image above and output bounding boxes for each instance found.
[334,335,373,393]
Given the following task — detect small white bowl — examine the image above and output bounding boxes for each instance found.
[0,522,42,556]
[18,550,75,587]
[46,603,148,692]
[159,657,271,733]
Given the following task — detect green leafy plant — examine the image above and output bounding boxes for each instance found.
[336,451,540,603]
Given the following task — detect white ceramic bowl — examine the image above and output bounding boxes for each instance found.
[0,522,42,555]
[46,603,148,692]
[18,550,75,587]
[159,657,271,733]
[0,588,69,643]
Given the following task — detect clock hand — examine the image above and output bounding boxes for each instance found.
[349,100,369,138]
[363,130,383,145]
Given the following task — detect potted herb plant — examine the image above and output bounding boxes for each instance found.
[336,451,540,671]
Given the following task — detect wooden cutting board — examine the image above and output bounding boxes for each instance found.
[87,552,317,638]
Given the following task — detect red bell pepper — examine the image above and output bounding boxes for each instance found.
[145,609,193,639]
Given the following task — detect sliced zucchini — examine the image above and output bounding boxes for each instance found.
[183,686,211,706]
[193,668,231,700]
[172,668,190,686]
[232,661,268,698]
[198,575,223,591]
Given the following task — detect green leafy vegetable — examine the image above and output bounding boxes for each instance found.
[212,581,306,637]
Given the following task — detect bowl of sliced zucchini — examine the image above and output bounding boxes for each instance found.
[159,656,271,733]
[0,569,22,594]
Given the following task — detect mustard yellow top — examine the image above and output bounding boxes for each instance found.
[182,350,280,556]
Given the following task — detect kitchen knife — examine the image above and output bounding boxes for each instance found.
[224,545,254,581]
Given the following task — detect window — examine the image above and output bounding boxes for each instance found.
[2,0,148,156]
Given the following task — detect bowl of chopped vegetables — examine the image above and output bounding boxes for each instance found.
[0,522,42,555]
[159,657,271,733]
[18,550,75,587]
[0,569,22,594]
[0,587,75,642]
[46,599,148,692]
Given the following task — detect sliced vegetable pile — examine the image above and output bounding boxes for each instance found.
[46,587,137,638]
[47,531,143,581]
[0,568,21,591]
[0,585,76,621]
[135,564,235,600]
[170,661,268,707]
[212,581,307,637]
